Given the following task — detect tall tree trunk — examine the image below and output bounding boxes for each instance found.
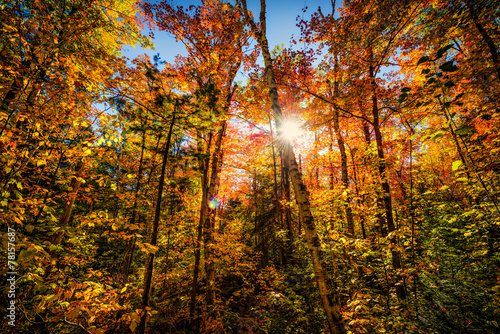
[137,113,176,334]
[268,112,284,267]
[329,75,355,237]
[189,132,213,320]
[282,147,294,261]
[369,64,406,300]
[349,147,367,239]
[204,121,227,307]
[121,126,147,288]
[285,144,346,334]
[240,1,347,332]
[359,104,386,237]
[328,124,335,191]
[58,160,84,227]
[465,0,500,82]
[0,79,23,137]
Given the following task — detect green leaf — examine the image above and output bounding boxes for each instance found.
[417,55,430,65]
[439,61,458,72]
[436,44,453,59]
[452,160,462,171]
[401,87,411,93]
[444,80,455,88]
[426,77,436,85]
[443,102,452,109]
[430,131,444,140]
[398,93,408,103]
[455,125,474,135]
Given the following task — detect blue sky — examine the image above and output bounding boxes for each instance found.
[123,0,335,80]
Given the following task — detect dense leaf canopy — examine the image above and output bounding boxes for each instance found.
[1,0,499,333]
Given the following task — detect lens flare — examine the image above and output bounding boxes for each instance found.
[279,120,301,141]
[208,197,220,209]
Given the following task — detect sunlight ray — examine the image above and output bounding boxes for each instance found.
[279,120,302,141]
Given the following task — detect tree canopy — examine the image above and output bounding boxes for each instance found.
[1,0,499,333]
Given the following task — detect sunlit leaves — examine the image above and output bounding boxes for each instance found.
[452,160,462,171]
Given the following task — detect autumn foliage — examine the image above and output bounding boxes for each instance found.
[1,0,499,333]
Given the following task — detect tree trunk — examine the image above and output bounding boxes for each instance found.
[328,124,335,191]
[0,79,23,137]
[121,126,147,288]
[137,113,176,334]
[58,160,84,227]
[189,132,212,321]
[465,0,500,81]
[329,53,355,237]
[331,108,355,237]
[285,144,346,334]
[369,64,406,300]
[350,147,367,239]
[268,112,284,267]
[282,147,294,261]
[204,121,227,307]
[240,1,347,332]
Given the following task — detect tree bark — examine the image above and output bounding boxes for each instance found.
[369,64,406,300]
[204,121,227,306]
[281,147,294,261]
[0,79,23,137]
[189,132,212,320]
[329,77,355,237]
[240,1,347,332]
[268,112,284,267]
[285,144,346,334]
[137,113,176,334]
[465,0,500,81]
[121,125,147,288]
[58,160,84,227]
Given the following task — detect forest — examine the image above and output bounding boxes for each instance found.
[1,0,499,333]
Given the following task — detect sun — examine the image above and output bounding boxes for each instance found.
[279,120,302,142]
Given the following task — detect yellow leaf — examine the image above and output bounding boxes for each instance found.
[144,243,159,254]
[130,312,140,332]
[452,160,462,171]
